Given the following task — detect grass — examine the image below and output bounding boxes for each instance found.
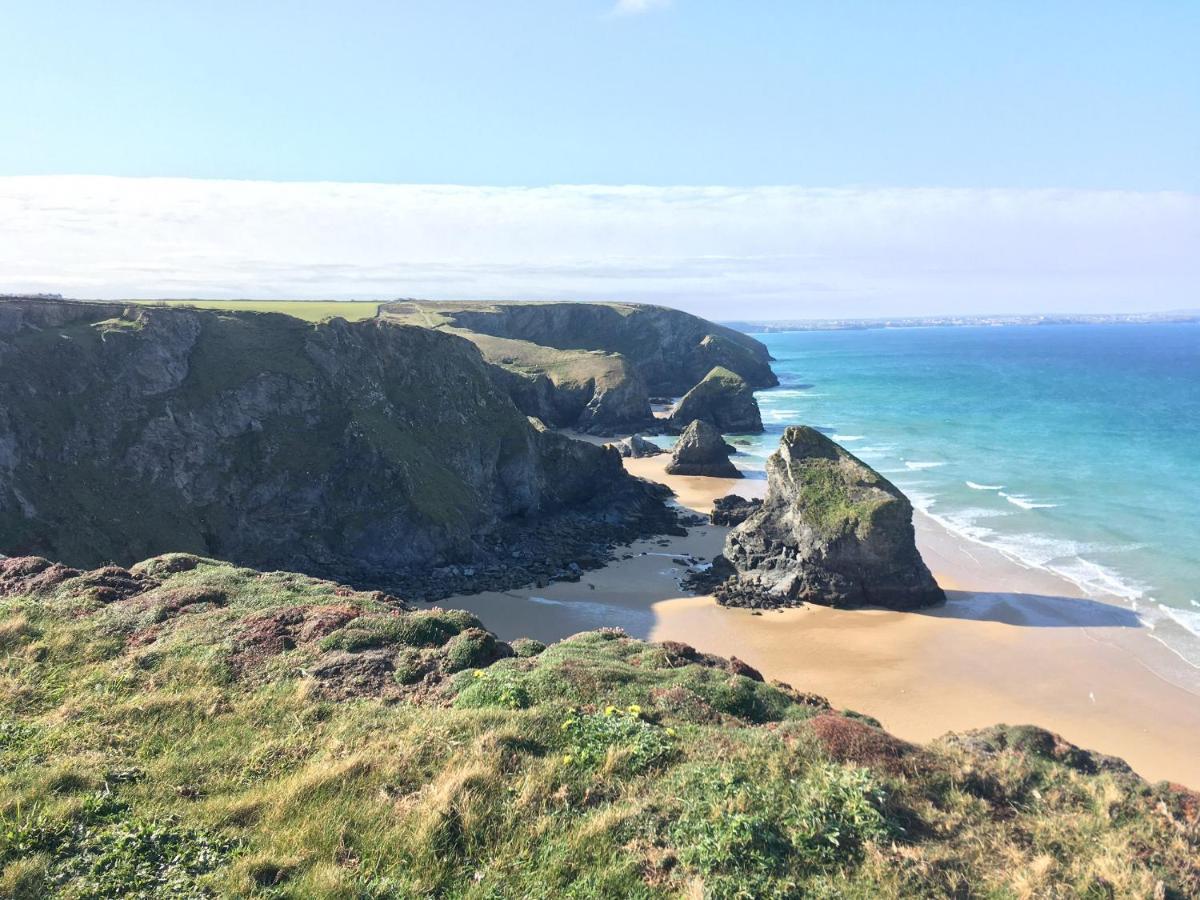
[1,553,1197,898]
[126,300,382,323]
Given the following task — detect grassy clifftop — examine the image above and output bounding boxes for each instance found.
[2,554,1197,898]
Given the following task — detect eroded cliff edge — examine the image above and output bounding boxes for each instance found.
[0,299,678,598]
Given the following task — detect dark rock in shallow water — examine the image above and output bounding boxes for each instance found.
[665,420,742,479]
[710,494,762,527]
[714,425,944,610]
[607,433,664,458]
[669,366,764,434]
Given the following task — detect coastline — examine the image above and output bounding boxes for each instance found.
[446,451,1200,787]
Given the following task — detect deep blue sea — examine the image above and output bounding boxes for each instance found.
[737,323,1200,665]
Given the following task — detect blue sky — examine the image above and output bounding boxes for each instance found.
[1,2,1197,316]
[3,0,1196,189]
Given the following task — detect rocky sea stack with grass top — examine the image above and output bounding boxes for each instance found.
[715,425,944,610]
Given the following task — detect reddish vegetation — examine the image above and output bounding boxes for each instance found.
[0,555,81,597]
[231,604,363,675]
[808,713,916,772]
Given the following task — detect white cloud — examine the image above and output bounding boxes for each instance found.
[0,176,1196,319]
[612,0,671,16]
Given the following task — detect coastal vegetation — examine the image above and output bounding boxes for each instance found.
[2,553,1197,898]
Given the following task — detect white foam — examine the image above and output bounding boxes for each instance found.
[999,491,1059,510]
[1158,604,1200,640]
[965,481,1003,491]
[904,461,945,470]
[832,434,864,442]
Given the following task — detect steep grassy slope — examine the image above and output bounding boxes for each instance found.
[1,554,1197,898]
[0,299,675,598]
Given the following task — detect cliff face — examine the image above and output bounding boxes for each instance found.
[0,300,675,595]
[716,426,944,610]
[381,301,777,432]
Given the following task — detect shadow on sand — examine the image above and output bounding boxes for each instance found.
[923,589,1143,629]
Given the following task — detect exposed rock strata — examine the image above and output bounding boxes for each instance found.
[713,426,944,610]
[669,366,764,433]
[0,298,680,599]
[665,420,742,479]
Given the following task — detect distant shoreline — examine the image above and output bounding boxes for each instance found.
[723,311,1200,333]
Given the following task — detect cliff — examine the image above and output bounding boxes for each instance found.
[715,426,945,610]
[0,299,677,597]
[382,300,778,433]
[1,552,1194,898]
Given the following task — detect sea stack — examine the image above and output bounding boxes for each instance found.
[715,425,944,610]
[665,420,741,478]
[669,366,764,433]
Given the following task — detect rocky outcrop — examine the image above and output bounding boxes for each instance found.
[713,426,944,610]
[0,299,679,599]
[381,301,778,430]
[665,420,741,478]
[710,494,762,527]
[668,366,763,433]
[608,434,664,458]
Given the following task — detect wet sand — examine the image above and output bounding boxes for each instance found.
[448,451,1200,786]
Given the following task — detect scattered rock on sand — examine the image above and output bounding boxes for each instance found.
[607,433,664,458]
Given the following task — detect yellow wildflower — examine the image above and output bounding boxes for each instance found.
[562,755,572,764]
[666,728,676,737]
[604,705,617,717]
[627,704,642,716]
[472,670,484,679]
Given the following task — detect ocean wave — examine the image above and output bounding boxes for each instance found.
[999,491,1059,510]
[904,461,945,470]
[965,481,1003,491]
[1157,605,1200,640]
[832,434,864,442]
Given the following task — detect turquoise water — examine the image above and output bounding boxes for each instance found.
[738,323,1200,665]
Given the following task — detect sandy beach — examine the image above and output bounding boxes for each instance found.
[448,451,1200,787]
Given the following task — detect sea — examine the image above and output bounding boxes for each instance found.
[732,322,1200,668]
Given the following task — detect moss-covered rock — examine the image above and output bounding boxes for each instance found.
[668,366,764,433]
[717,426,945,610]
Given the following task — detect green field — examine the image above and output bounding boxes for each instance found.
[126,300,381,322]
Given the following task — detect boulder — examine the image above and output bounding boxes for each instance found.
[669,366,763,433]
[665,420,742,479]
[715,426,944,610]
[710,494,762,527]
[608,434,664,458]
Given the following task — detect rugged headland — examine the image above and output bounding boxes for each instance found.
[1,552,1196,898]
[382,300,776,433]
[0,298,678,598]
[3,296,1197,898]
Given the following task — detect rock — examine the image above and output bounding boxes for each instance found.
[710,494,762,527]
[715,425,944,610]
[664,420,742,479]
[607,433,664,458]
[668,367,763,433]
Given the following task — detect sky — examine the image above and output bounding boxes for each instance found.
[1,1,1197,317]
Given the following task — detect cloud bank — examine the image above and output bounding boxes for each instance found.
[0,176,1195,320]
